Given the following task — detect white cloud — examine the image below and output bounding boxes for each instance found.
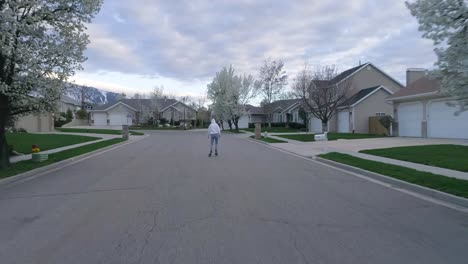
[76,0,437,96]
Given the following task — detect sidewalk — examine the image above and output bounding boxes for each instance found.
[9,132,142,163]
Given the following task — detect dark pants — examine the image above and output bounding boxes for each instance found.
[210,134,219,153]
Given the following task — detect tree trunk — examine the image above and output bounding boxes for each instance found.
[233,117,239,132]
[268,113,272,129]
[227,120,233,131]
[0,114,10,170]
[322,122,328,133]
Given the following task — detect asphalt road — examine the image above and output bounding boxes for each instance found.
[0,131,467,264]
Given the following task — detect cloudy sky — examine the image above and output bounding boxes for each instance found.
[72,0,437,98]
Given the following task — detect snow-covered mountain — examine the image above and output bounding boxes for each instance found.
[63,83,121,105]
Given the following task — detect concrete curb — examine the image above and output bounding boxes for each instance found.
[0,135,148,187]
[314,157,468,209]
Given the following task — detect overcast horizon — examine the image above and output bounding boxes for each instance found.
[71,0,437,99]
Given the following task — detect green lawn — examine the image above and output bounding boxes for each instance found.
[361,144,468,172]
[319,152,468,199]
[56,128,144,136]
[249,135,287,143]
[1,138,125,179]
[276,133,383,142]
[242,127,302,133]
[6,133,100,154]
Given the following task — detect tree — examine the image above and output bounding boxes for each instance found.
[0,1,103,169]
[149,85,165,123]
[406,0,468,112]
[71,85,93,109]
[207,66,238,129]
[207,66,258,131]
[292,64,351,132]
[257,58,288,128]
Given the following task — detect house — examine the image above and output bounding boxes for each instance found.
[13,95,79,132]
[324,62,404,133]
[225,100,305,129]
[58,95,81,113]
[89,98,197,126]
[387,69,468,139]
[14,113,54,132]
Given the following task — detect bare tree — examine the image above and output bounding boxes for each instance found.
[257,58,288,128]
[71,85,93,109]
[149,85,165,123]
[293,64,351,132]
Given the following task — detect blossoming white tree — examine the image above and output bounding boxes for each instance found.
[0,0,103,168]
[406,0,468,112]
[207,66,258,131]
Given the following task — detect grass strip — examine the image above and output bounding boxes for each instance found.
[319,152,468,199]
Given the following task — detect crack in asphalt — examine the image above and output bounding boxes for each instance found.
[0,187,148,201]
[135,210,159,264]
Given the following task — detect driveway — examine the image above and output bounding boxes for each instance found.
[0,131,467,263]
[271,136,468,157]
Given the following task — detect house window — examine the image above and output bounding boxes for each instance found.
[376,112,386,117]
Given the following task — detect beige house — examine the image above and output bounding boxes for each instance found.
[387,69,468,139]
[58,95,81,113]
[325,62,404,133]
[14,113,54,132]
[90,98,197,126]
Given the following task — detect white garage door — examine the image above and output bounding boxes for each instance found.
[309,117,323,133]
[398,102,422,137]
[338,111,350,133]
[109,113,132,126]
[93,113,107,126]
[428,100,468,139]
[238,116,249,129]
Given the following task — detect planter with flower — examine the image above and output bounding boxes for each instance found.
[31,144,48,162]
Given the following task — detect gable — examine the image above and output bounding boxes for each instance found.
[348,64,404,93]
[107,103,136,115]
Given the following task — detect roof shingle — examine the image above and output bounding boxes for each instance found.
[388,77,440,100]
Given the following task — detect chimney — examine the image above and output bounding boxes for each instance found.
[406,68,426,87]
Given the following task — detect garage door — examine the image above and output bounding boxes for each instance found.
[309,117,323,133]
[398,102,422,137]
[238,116,249,129]
[338,111,350,133]
[109,113,132,126]
[428,100,468,139]
[93,113,107,126]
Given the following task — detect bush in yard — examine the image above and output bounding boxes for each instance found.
[159,118,168,125]
[379,116,394,135]
[66,109,73,122]
[76,109,88,120]
[146,117,155,126]
[287,122,306,129]
[54,112,68,127]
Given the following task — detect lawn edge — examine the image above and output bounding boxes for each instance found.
[248,136,288,144]
[315,156,468,209]
[0,135,148,187]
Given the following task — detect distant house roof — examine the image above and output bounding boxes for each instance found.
[61,95,81,106]
[327,62,404,88]
[331,64,368,84]
[387,77,440,101]
[245,104,264,114]
[341,85,393,107]
[91,98,195,112]
[267,99,302,111]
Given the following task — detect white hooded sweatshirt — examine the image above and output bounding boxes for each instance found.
[208,119,221,135]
